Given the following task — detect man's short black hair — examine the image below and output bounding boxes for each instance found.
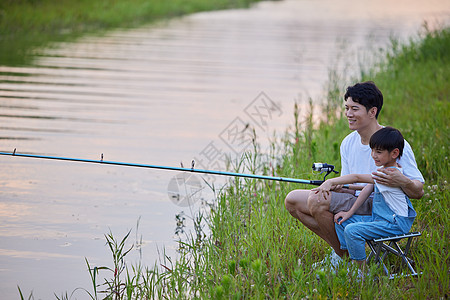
[369,127,404,158]
[344,81,383,118]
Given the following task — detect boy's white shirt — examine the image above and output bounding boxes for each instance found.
[373,167,409,217]
[340,130,425,196]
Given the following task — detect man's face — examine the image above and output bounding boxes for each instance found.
[344,97,374,131]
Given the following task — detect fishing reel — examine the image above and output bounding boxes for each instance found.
[312,163,339,181]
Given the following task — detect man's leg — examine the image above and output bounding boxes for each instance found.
[285,189,345,256]
[307,191,345,256]
[285,189,321,232]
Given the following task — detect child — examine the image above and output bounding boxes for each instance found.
[312,127,417,266]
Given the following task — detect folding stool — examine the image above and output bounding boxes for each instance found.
[366,231,421,279]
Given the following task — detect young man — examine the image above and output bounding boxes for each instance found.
[284,81,424,259]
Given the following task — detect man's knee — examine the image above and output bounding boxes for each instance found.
[284,190,296,211]
[307,191,330,216]
[285,190,305,208]
[284,190,310,217]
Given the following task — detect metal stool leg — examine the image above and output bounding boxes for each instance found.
[366,232,421,279]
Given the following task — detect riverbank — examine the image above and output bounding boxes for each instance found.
[0,0,263,65]
[76,26,449,299]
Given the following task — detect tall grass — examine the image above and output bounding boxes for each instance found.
[369,26,450,298]
[39,26,449,299]
[0,0,263,65]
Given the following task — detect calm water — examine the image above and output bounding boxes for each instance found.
[1,0,449,298]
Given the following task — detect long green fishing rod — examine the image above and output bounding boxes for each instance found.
[0,150,340,186]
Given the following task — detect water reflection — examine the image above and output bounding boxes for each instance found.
[0,0,449,298]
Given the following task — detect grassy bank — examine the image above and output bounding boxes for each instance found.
[68,26,449,299]
[0,0,262,65]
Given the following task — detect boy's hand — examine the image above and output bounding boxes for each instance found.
[331,184,344,192]
[334,211,351,225]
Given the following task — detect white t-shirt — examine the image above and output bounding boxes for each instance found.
[340,130,424,195]
[374,167,408,216]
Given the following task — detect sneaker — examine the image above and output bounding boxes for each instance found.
[345,264,369,283]
[355,268,369,282]
[329,251,343,270]
[312,250,343,271]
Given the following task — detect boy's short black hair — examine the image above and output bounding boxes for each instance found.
[344,81,383,118]
[369,127,404,158]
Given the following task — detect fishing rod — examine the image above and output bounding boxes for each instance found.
[0,149,342,186]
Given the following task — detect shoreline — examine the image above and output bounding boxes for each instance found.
[0,0,264,65]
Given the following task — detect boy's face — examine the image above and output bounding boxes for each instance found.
[344,97,376,131]
[371,148,398,167]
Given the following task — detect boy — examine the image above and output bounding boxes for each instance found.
[312,127,417,265]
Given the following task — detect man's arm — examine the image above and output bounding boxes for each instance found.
[372,168,424,199]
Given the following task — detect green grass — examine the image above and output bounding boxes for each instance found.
[0,0,263,65]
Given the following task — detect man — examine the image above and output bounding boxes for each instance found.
[284,81,424,259]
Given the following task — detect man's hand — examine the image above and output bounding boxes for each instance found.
[372,167,424,199]
[372,167,408,187]
[311,180,333,202]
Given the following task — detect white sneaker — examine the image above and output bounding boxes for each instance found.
[329,251,343,270]
[313,250,343,271]
[346,264,368,282]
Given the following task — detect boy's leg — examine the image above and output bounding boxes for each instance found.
[335,215,372,254]
[344,221,405,261]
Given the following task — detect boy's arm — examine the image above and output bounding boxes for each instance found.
[318,173,373,189]
[333,184,365,194]
[335,184,373,224]
[312,173,374,199]
[344,184,373,215]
